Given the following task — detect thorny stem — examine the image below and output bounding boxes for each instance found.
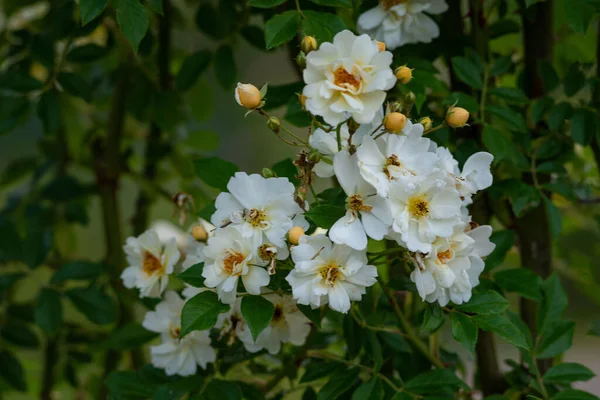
[377,277,445,369]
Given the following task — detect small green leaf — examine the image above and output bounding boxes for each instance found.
[37,90,61,135]
[451,57,483,89]
[51,261,105,283]
[543,196,562,239]
[455,290,509,315]
[148,0,163,14]
[301,362,343,383]
[79,0,107,25]
[538,273,568,332]
[194,157,239,191]
[240,26,267,50]
[305,204,346,229]
[536,320,575,359]
[553,389,600,400]
[482,125,512,162]
[489,55,513,77]
[563,64,586,97]
[1,321,39,348]
[450,312,478,355]
[241,295,275,341]
[487,105,528,132]
[473,313,529,350]
[248,0,287,7]
[403,369,468,395]
[66,287,117,325]
[214,45,237,90]
[309,0,352,8]
[488,87,528,104]
[205,379,242,400]
[494,268,542,301]
[0,350,27,392]
[302,11,347,44]
[271,158,300,185]
[58,72,92,102]
[531,97,555,124]
[180,291,230,338]
[106,371,158,398]
[0,273,25,294]
[564,0,595,34]
[570,107,597,145]
[352,377,384,400]
[543,362,595,384]
[443,92,480,113]
[35,288,63,335]
[265,10,300,49]
[177,263,205,287]
[549,102,573,131]
[297,304,322,328]
[484,229,516,271]
[318,367,360,400]
[175,50,212,92]
[115,0,149,52]
[421,303,445,333]
[102,323,158,349]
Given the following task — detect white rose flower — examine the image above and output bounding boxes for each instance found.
[121,229,180,298]
[356,133,438,198]
[329,150,392,250]
[436,148,493,204]
[211,172,307,256]
[287,234,378,313]
[302,30,396,125]
[357,0,449,50]
[238,294,311,355]
[202,226,270,304]
[142,291,216,376]
[182,235,206,270]
[388,172,462,253]
[309,124,369,178]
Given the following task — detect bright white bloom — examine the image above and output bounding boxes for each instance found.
[411,224,495,306]
[436,148,493,204]
[202,226,269,304]
[211,172,307,255]
[302,30,396,125]
[239,295,311,355]
[388,173,462,253]
[356,134,438,198]
[182,235,206,270]
[287,235,378,313]
[121,230,180,298]
[142,291,216,376]
[357,0,448,50]
[329,150,391,250]
[309,124,368,178]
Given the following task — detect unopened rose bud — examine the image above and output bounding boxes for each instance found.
[308,150,321,163]
[296,51,307,69]
[267,116,281,133]
[235,83,261,109]
[191,225,208,241]
[446,107,470,128]
[298,94,307,109]
[301,36,317,54]
[384,112,407,133]
[376,41,386,52]
[262,168,277,178]
[395,65,413,84]
[404,91,416,105]
[347,119,360,134]
[288,226,305,245]
[419,116,433,130]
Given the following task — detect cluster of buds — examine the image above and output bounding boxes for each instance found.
[297,36,318,69]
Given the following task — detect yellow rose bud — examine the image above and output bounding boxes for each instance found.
[394,65,413,84]
[267,116,281,133]
[419,117,433,131]
[384,112,407,133]
[376,41,386,52]
[288,226,305,245]
[191,225,208,242]
[301,36,317,54]
[446,107,470,128]
[235,83,261,109]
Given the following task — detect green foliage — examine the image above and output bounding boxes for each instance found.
[305,204,346,229]
[177,263,205,287]
[194,157,239,191]
[543,362,595,384]
[114,0,149,52]
[455,290,509,315]
[66,287,117,325]
[494,268,542,301]
[180,291,230,338]
[472,313,529,350]
[317,367,360,400]
[241,295,275,341]
[450,312,478,355]
[35,288,63,335]
[265,11,300,49]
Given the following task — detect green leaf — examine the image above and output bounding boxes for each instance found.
[102,323,158,350]
[241,295,275,341]
[214,45,237,90]
[363,331,383,370]
[106,371,158,398]
[265,11,300,49]
[536,320,575,359]
[443,92,480,113]
[543,362,595,384]
[248,0,287,7]
[301,362,343,383]
[262,81,304,111]
[0,71,44,93]
[0,350,27,392]
[473,313,529,350]
[484,230,515,271]
[0,273,25,293]
[564,0,595,34]
[538,61,559,93]
[489,55,513,77]
[488,19,520,38]
[194,157,239,191]
[378,331,411,353]
[272,158,300,185]
[66,287,117,325]
[538,273,568,332]
[58,72,92,102]
[51,261,105,283]
[37,90,61,135]
[421,303,445,333]
[488,87,528,104]
[67,44,109,63]
[175,50,212,92]
[531,97,555,124]
[317,367,360,400]
[451,57,483,89]
[79,0,107,25]
[482,125,513,162]
[148,0,163,14]
[205,379,242,400]
[297,304,322,328]
[563,64,586,97]
[450,312,478,355]
[309,0,352,7]
[455,290,509,315]
[487,105,528,132]
[494,268,542,301]
[115,0,149,52]
[1,321,39,348]
[177,263,205,287]
[305,204,346,229]
[180,291,230,338]
[352,377,384,400]
[403,369,468,395]
[549,102,573,131]
[35,288,63,335]
[553,389,600,400]
[570,107,597,145]
[543,196,562,239]
[302,11,347,44]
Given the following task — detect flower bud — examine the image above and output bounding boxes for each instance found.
[298,93,307,109]
[301,36,317,54]
[235,83,261,109]
[376,41,386,52]
[288,226,305,245]
[296,51,307,69]
[191,224,208,242]
[419,116,433,130]
[384,112,407,133]
[267,116,281,133]
[347,118,360,134]
[446,107,470,128]
[395,65,413,84]
[308,150,321,163]
[262,168,277,178]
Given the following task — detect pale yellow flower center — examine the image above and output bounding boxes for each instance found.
[384,155,402,179]
[223,250,245,276]
[334,67,361,91]
[408,195,430,218]
[143,252,164,276]
[320,263,342,287]
[348,194,373,213]
[247,208,267,227]
[380,0,408,9]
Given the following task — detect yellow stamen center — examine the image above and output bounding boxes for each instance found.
[247,208,267,228]
[258,244,276,261]
[272,305,284,323]
[408,195,430,218]
[348,194,373,213]
[380,0,408,9]
[320,263,342,287]
[334,67,361,91]
[143,252,164,276]
[437,249,452,264]
[223,250,245,276]
[383,155,401,179]
[169,326,181,340]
